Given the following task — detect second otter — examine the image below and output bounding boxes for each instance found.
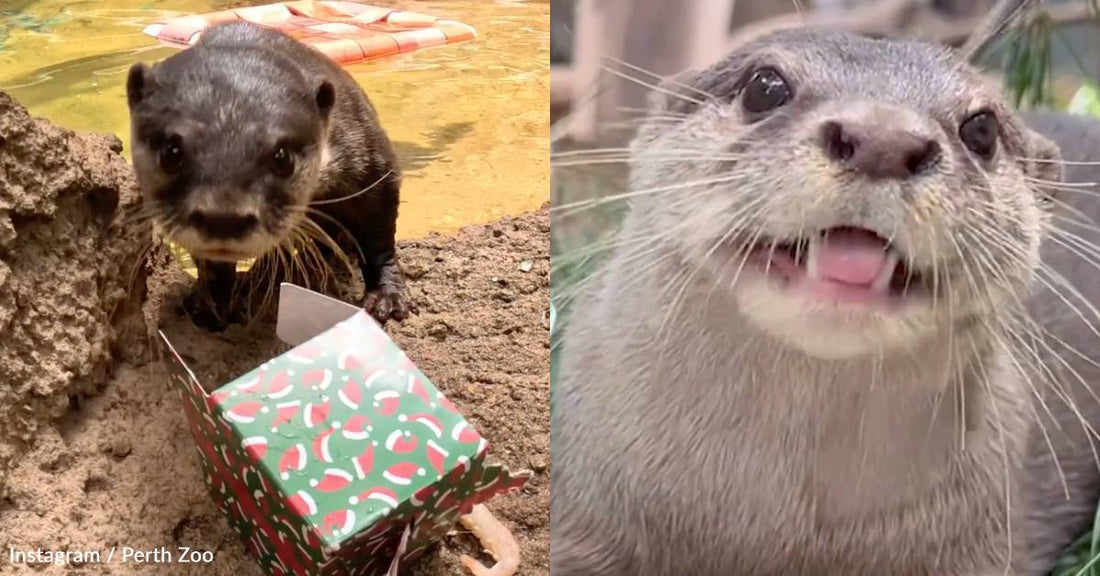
[126,21,410,330]
[552,19,1100,576]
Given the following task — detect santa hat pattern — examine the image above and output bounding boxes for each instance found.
[337,378,361,410]
[382,462,423,487]
[408,413,442,438]
[309,468,354,493]
[224,401,264,424]
[303,401,330,429]
[352,444,374,480]
[278,443,308,480]
[320,509,356,538]
[385,430,418,454]
[303,369,332,391]
[312,427,337,463]
[373,390,400,416]
[342,414,371,441]
[241,436,268,462]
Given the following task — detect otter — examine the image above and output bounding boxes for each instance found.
[126,21,412,330]
[551,14,1100,576]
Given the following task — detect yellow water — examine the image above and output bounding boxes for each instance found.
[0,0,549,240]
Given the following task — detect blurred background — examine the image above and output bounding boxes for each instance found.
[551,0,1100,137]
[549,2,1100,573]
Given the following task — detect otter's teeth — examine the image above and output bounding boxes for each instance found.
[806,236,821,279]
[872,251,901,293]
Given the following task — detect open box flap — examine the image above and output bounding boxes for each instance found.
[158,330,209,397]
[276,282,363,347]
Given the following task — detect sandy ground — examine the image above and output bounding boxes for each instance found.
[0,93,549,575]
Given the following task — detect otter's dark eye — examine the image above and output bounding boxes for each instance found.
[742,68,791,113]
[272,146,295,178]
[959,111,999,159]
[159,136,184,174]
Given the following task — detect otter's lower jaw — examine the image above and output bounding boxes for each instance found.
[190,247,257,263]
[170,230,278,263]
[722,227,940,359]
[739,227,924,305]
[736,281,939,359]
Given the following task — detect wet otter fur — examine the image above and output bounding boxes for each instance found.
[126,21,412,330]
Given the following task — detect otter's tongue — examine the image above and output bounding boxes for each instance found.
[811,228,892,287]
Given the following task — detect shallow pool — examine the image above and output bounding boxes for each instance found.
[0,0,549,239]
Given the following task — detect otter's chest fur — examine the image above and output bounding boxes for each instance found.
[553,233,1031,576]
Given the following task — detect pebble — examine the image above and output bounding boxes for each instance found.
[109,438,132,459]
[527,456,548,474]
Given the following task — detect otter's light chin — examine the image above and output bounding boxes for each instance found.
[169,228,278,263]
[734,279,937,359]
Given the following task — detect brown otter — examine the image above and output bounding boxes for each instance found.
[551,10,1100,576]
[126,21,412,330]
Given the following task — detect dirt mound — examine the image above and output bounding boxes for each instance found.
[0,93,549,575]
[0,92,145,487]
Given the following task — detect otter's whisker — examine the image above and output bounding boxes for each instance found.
[962,235,1076,454]
[552,171,759,220]
[967,334,1016,572]
[1011,153,1100,167]
[309,169,393,207]
[1024,176,1100,190]
[601,55,715,101]
[597,63,706,108]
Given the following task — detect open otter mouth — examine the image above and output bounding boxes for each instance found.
[746,227,922,304]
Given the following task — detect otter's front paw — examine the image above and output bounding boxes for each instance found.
[363,283,416,324]
[182,285,243,332]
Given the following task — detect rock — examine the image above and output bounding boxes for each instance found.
[404,262,428,280]
[108,438,132,460]
[527,456,548,474]
[0,91,145,480]
[427,321,449,341]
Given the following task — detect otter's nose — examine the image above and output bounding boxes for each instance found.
[188,210,259,240]
[821,120,940,180]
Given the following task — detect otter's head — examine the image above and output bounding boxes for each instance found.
[630,30,1061,359]
[126,46,333,262]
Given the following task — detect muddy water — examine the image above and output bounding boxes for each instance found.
[0,0,549,239]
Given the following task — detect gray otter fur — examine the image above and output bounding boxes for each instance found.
[126,21,411,330]
[552,28,1100,576]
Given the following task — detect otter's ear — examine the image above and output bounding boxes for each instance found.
[316,81,335,121]
[126,62,154,109]
[1022,129,1063,191]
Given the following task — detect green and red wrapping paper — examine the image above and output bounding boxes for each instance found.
[159,284,528,575]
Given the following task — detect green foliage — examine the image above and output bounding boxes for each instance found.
[1068,82,1100,118]
[1012,5,1100,574]
[548,188,625,415]
[549,235,567,412]
[1000,10,1056,109]
[1050,504,1100,576]
[549,224,609,408]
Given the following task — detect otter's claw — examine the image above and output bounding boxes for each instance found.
[363,283,416,324]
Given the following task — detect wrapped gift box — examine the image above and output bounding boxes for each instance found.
[159,283,528,575]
